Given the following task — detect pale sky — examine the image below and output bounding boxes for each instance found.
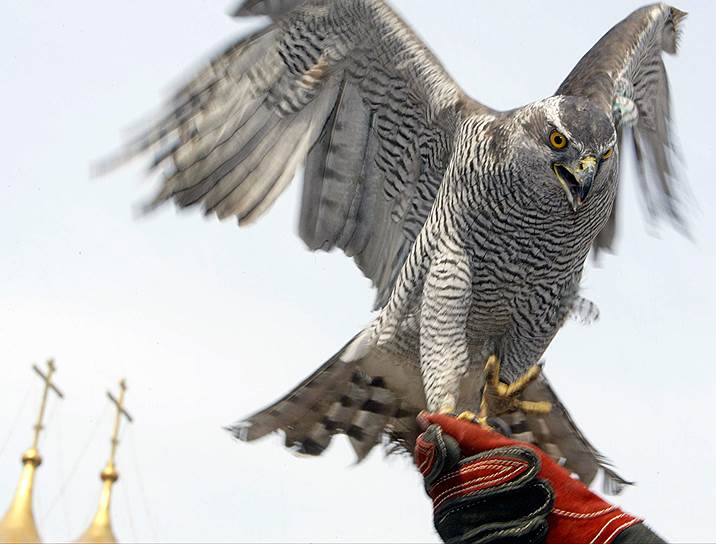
[1,1,715,542]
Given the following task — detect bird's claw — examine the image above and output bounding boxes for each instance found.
[437,357,550,428]
[456,410,492,429]
[477,356,552,421]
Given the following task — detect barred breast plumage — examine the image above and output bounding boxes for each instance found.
[105,0,688,494]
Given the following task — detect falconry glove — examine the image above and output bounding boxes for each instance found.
[415,413,665,544]
[415,421,552,543]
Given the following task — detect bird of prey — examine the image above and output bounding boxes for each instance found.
[106,1,686,493]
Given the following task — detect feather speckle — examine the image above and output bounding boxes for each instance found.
[110,1,687,495]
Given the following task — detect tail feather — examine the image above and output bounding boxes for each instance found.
[294,380,373,455]
[230,338,424,461]
[233,351,357,443]
[285,372,371,454]
[509,373,633,495]
[347,381,398,461]
[231,337,630,495]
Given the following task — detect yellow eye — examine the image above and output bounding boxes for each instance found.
[549,130,568,150]
[601,147,613,160]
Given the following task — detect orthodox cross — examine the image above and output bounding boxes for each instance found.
[106,379,133,466]
[30,359,64,450]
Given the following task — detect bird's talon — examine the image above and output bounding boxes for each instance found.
[456,410,479,422]
[479,356,552,421]
[457,410,493,428]
[515,399,552,415]
[503,364,543,396]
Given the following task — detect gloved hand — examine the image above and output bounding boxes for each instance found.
[414,412,649,544]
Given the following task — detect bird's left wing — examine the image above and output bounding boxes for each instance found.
[509,373,632,495]
[230,0,304,18]
[101,0,486,309]
[556,3,688,254]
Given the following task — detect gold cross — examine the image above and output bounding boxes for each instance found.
[31,359,64,450]
[106,379,133,465]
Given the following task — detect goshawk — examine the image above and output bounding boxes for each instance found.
[106,1,687,493]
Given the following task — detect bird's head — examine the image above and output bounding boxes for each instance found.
[512,96,617,212]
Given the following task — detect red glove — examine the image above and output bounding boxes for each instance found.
[415,413,643,544]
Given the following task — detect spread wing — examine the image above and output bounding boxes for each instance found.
[103,0,485,309]
[230,0,304,17]
[556,3,688,254]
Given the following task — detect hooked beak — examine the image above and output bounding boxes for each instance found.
[552,156,597,212]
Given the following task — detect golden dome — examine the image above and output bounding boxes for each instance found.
[2,367,137,544]
[0,360,63,544]
[74,379,132,544]
[0,448,43,544]
[73,462,119,544]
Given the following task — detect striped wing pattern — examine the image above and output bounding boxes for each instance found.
[103,2,689,496]
[557,4,688,254]
[107,0,474,309]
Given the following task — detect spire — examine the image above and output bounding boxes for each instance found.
[0,359,64,544]
[75,379,133,544]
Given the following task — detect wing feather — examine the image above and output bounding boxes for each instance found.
[231,0,306,19]
[557,3,688,254]
[106,0,481,308]
[301,80,373,248]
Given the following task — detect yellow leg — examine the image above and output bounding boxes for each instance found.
[478,355,552,423]
[513,399,552,414]
[500,364,543,397]
[456,410,481,422]
[443,356,551,427]
[437,399,456,415]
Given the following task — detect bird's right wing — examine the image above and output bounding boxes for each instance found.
[102,0,487,309]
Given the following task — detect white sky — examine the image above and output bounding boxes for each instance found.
[1,1,714,542]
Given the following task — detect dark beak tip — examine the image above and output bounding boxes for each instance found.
[553,162,594,211]
[578,180,593,202]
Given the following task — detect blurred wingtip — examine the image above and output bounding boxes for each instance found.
[671,6,688,26]
[601,466,635,496]
[90,132,152,180]
[133,201,158,221]
[229,1,253,17]
[229,0,303,19]
[226,420,252,442]
[90,151,128,179]
[229,0,276,18]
